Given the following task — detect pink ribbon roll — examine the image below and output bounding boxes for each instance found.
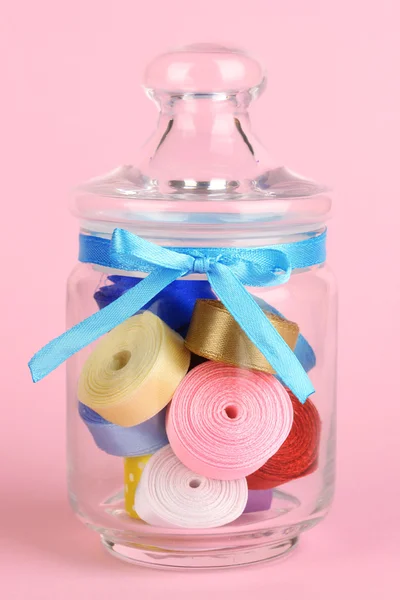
[166,362,294,480]
[135,445,248,529]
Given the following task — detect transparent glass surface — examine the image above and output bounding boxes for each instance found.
[73,44,331,240]
[66,45,336,569]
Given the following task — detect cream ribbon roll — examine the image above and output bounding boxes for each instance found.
[135,445,248,529]
[78,311,191,427]
[166,362,294,480]
[124,455,152,519]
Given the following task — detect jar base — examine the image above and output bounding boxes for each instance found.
[101,535,299,570]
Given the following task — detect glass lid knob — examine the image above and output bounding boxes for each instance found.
[144,43,265,96]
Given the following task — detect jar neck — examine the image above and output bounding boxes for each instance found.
[157,96,252,149]
[152,90,254,114]
[139,93,261,187]
[80,222,327,248]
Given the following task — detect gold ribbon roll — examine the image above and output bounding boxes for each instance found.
[124,455,152,519]
[185,299,299,374]
[78,311,191,427]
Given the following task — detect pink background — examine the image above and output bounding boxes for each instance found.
[1,0,399,598]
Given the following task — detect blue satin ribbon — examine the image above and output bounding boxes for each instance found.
[254,297,316,374]
[95,275,217,336]
[78,402,168,456]
[29,228,326,403]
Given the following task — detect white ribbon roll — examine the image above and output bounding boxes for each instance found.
[78,311,191,427]
[135,445,248,529]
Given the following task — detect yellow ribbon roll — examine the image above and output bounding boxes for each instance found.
[78,311,191,427]
[185,299,299,374]
[124,455,152,519]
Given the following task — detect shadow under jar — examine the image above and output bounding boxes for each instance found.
[62,44,337,570]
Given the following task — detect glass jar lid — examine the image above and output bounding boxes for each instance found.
[74,44,331,241]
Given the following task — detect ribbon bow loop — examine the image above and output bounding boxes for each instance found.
[226,248,292,287]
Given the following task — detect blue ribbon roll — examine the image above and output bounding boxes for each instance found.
[94,275,217,336]
[78,402,168,457]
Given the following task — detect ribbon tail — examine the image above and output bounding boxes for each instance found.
[253,297,316,373]
[208,264,315,403]
[29,267,184,383]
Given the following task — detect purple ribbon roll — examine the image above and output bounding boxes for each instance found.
[78,402,168,457]
[243,489,273,513]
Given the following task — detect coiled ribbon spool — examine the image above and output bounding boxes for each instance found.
[78,311,191,427]
[166,362,294,480]
[124,455,152,518]
[135,445,248,529]
[184,299,299,374]
[78,402,168,457]
[244,489,273,513]
[247,390,321,490]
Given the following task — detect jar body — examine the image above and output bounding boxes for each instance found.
[66,228,337,569]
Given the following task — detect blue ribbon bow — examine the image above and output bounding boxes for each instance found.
[29,228,327,403]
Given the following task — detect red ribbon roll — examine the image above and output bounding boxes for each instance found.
[246,390,321,490]
[166,362,293,480]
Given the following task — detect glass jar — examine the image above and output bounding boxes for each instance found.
[31,44,337,569]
